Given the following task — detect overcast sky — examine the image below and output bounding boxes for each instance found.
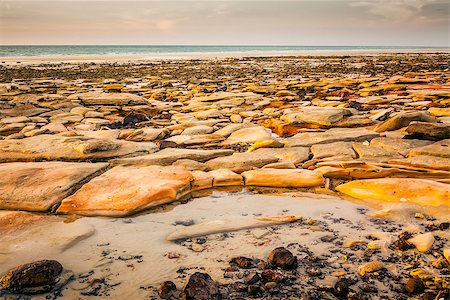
[0,0,448,46]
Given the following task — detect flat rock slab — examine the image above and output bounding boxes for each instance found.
[409,139,450,158]
[205,152,279,173]
[283,128,379,147]
[370,137,433,157]
[0,134,157,162]
[311,142,356,160]
[242,169,324,188]
[68,92,148,106]
[0,162,107,212]
[0,211,50,235]
[405,122,450,141]
[374,111,437,132]
[388,155,450,171]
[222,126,273,145]
[252,147,310,165]
[281,107,350,126]
[111,148,234,167]
[57,166,193,217]
[336,178,450,208]
[352,143,403,160]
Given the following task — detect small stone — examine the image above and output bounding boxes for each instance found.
[334,278,351,297]
[261,270,285,283]
[306,267,323,277]
[247,284,263,297]
[182,272,220,300]
[407,233,435,252]
[360,283,377,293]
[244,272,261,285]
[268,247,298,270]
[158,281,177,299]
[358,261,385,276]
[0,260,63,294]
[263,281,277,290]
[393,232,414,251]
[230,257,255,269]
[320,235,337,242]
[191,242,205,252]
[444,248,450,263]
[405,278,425,294]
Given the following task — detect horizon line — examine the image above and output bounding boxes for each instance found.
[1,44,449,48]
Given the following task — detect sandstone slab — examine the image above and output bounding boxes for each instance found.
[68,92,148,106]
[336,178,450,208]
[205,152,279,173]
[222,126,273,145]
[283,128,379,147]
[57,166,193,217]
[0,162,107,212]
[311,142,356,160]
[408,139,450,158]
[242,169,324,188]
[0,134,157,162]
[405,122,450,141]
[374,111,437,132]
[251,147,310,165]
[388,155,450,171]
[369,137,433,157]
[111,148,233,167]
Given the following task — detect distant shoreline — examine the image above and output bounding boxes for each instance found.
[1,49,449,66]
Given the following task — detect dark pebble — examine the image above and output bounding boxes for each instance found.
[158,281,176,299]
[405,278,425,294]
[268,247,298,270]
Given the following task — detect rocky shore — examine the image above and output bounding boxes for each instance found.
[0,53,449,299]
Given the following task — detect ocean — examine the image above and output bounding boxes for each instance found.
[0,45,447,57]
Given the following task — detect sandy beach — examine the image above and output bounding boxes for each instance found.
[0,53,449,299]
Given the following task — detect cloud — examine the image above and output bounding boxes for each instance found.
[0,0,448,46]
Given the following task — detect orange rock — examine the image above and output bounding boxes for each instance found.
[57,166,193,217]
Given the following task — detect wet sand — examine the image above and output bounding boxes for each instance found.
[2,190,448,299]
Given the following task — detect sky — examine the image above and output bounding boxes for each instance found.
[0,0,448,46]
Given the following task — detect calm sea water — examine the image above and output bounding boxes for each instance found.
[0,45,447,57]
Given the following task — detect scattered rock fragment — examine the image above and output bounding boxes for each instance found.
[407,232,435,252]
[158,281,177,299]
[0,260,63,294]
[358,261,385,276]
[268,247,298,270]
[405,278,425,294]
[182,272,220,300]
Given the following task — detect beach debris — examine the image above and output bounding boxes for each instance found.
[0,260,63,294]
[268,247,298,270]
[181,272,220,300]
